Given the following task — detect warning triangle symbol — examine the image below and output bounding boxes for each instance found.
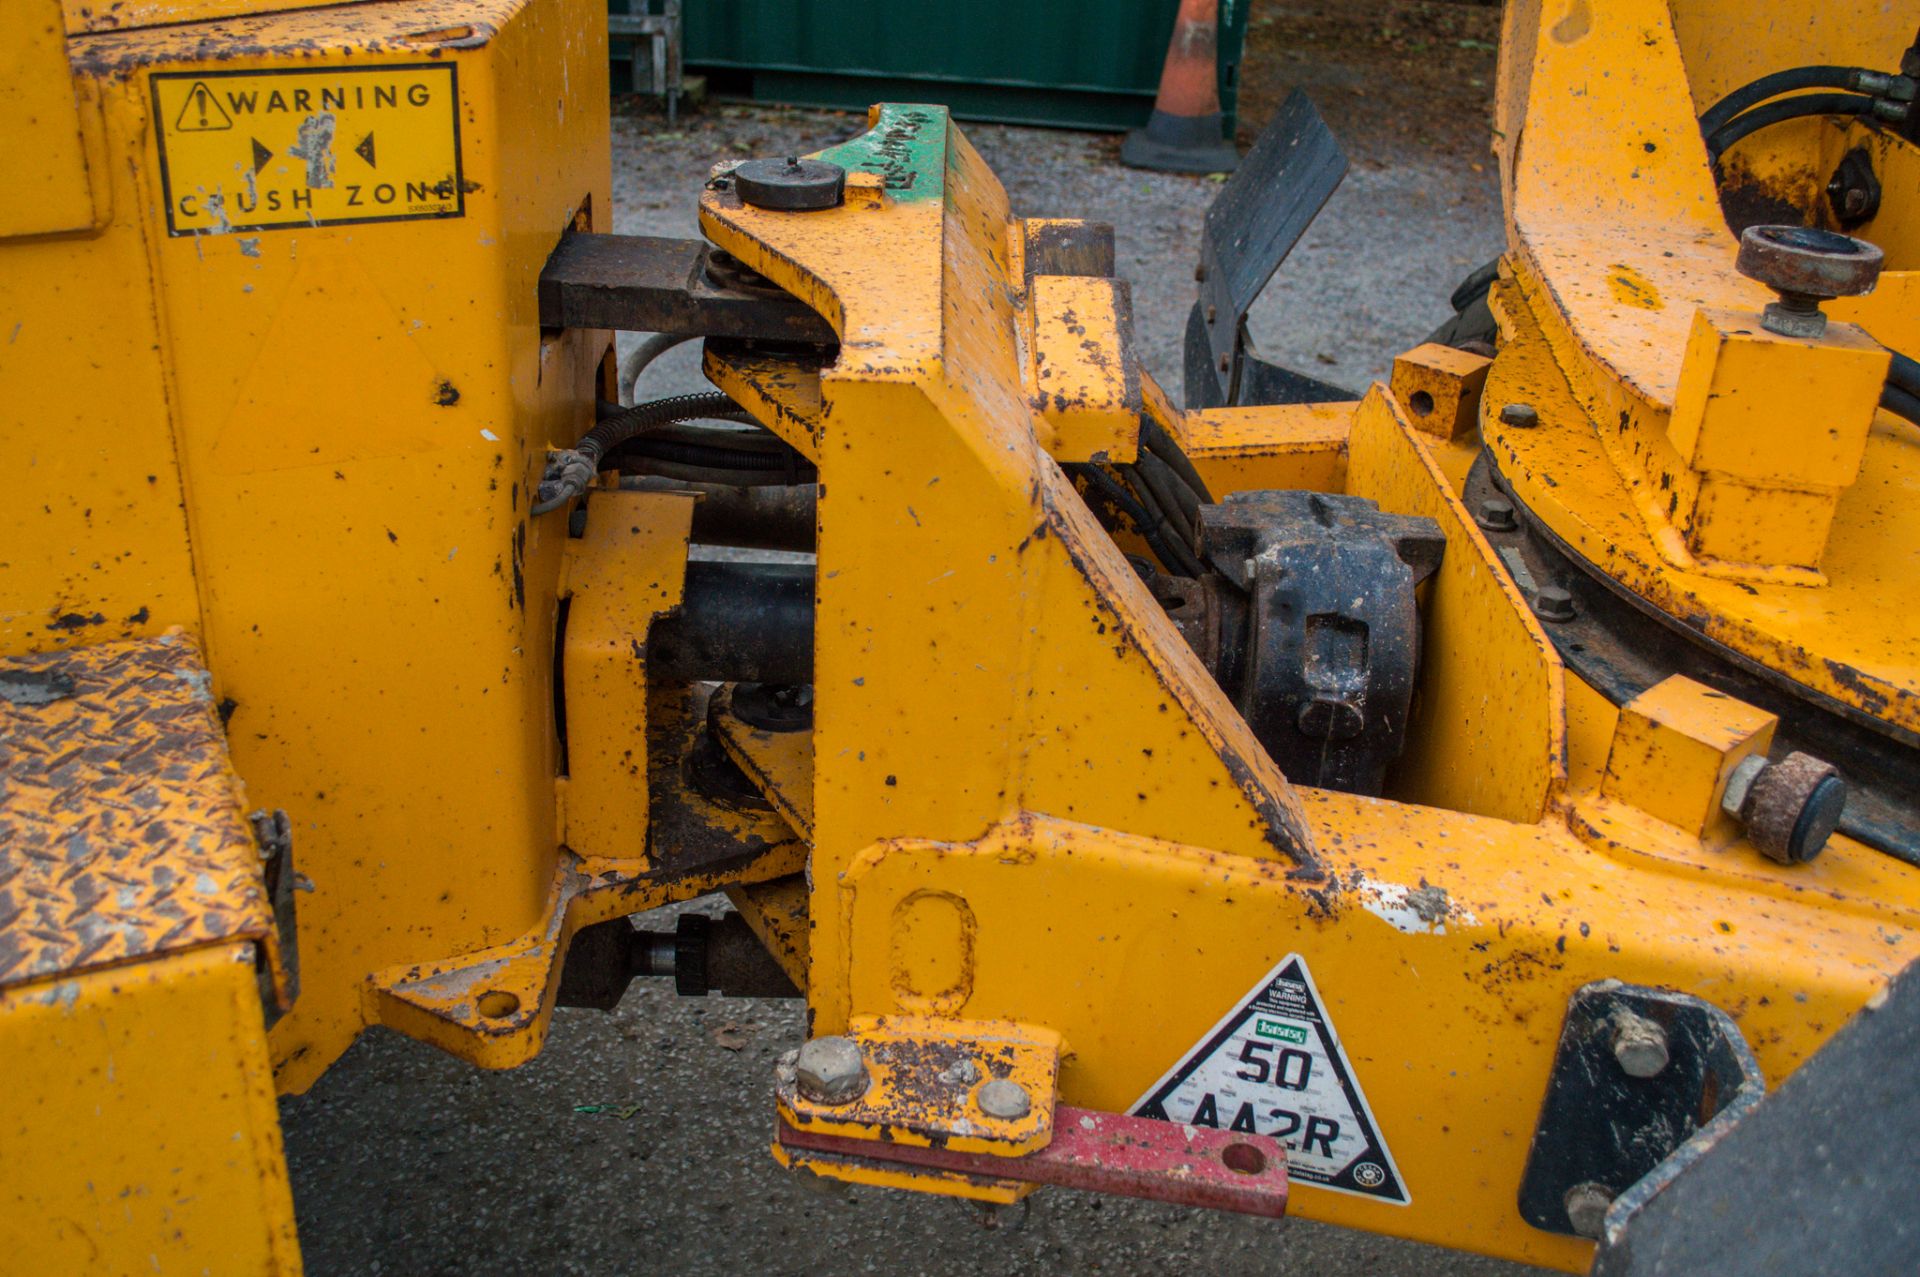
[251,138,273,174]
[174,82,233,132]
[354,133,377,169]
[1131,953,1411,1205]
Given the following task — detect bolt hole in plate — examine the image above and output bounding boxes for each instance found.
[1408,389,1435,417]
[1222,1142,1268,1175]
[476,990,521,1019]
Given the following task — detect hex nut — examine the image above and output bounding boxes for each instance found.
[794,1035,869,1105]
[1476,497,1518,532]
[1609,1010,1670,1079]
[976,1078,1032,1121]
[1563,1181,1615,1239]
[1498,402,1539,428]
[1759,301,1830,340]
[1533,585,1576,623]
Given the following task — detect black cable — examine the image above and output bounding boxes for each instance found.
[1882,382,1920,426]
[1068,462,1205,578]
[1706,93,1877,161]
[1136,450,1200,527]
[1699,66,1871,137]
[1142,417,1215,505]
[1887,350,1920,399]
[578,391,752,466]
[1118,462,1198,571]
[620,459,814,487]
[1126,456,1196,545]
[534,391,772,515]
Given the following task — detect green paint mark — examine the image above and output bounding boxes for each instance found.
[815,103,949,203]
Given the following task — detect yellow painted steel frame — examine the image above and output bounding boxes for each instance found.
[3,0,1918,1267]
[1488,0,1920,729]
[693,105,1920,1270]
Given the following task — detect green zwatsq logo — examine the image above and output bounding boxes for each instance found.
[1254,1018,1308,1046]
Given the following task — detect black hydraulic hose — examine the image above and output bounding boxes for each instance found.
[612,437,817,480]
[1142,416,1215,505]
[534,392,764,516]
[1699,65,1871,137]
[1887,350,1920,400]
[1883,383,1920,427]
[577,392,752,466]
[1706,93,1878,161]
[1070,462,1205,578]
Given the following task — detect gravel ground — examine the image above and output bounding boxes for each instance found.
[284,78,1524,1277]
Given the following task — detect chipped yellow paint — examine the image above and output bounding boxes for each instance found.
[1602,675,1774,842]
[1346,388,1567,822]
[698,107,1321,1052]
[1180,401,1352,495]
[1604,262,1663,311]
[726,875,810,988]
[0,944,301,1275]
[0,633,287,1002]
[775,1015,1061,1156]
[1023,274,1142,462]
[1389,341,1492,442]
[561,489,696,858]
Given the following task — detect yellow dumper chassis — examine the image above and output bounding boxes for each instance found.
[3,0,1918,1271]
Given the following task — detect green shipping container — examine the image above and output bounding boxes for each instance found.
[677,0,1249,134]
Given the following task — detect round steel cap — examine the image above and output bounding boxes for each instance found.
[1736,225,1883,300]
[732,156,846,211]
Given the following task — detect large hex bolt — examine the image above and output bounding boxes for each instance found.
[794,1035,869,1105]
[1735,225,1884,340]
[1721,751,1848,864]
[1563,1182,1615,1240]
[1608,1009,1670,1079]
[976,1078,1032,1121]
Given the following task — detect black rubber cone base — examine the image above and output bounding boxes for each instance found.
[1121,110,1241,174]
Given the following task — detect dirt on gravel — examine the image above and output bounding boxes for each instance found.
[1237,0,1502,164]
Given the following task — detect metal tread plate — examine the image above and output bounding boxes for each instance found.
[0,633,280,992]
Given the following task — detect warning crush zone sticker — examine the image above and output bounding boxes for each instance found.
[151,64,464,236]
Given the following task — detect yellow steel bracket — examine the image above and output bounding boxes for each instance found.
[698,105,1320,1032]
[366,489,803,1067]
[772,1016,1060,1203]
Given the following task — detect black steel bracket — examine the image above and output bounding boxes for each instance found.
[1519,981,1764,1240]
[537,232,837,342]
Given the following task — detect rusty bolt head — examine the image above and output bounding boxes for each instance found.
[795,1035,869,1105]
[1533,585,1576,623]
[1498,402,1539,429]
[976,1078,1032,1121]
[1563,1182,1615,1239]
[1609,1010,1670,1079]
[1476,497,1518,532]
[1725,751,1847,864]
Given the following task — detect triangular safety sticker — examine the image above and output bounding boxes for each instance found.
[1130,952,1410,1205]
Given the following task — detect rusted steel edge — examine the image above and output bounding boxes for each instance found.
[778,1105,1289,1217]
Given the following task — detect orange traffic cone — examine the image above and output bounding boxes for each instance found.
[1122,0,1241,173]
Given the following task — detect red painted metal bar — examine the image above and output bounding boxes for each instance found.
[777,1105,1289,1218]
